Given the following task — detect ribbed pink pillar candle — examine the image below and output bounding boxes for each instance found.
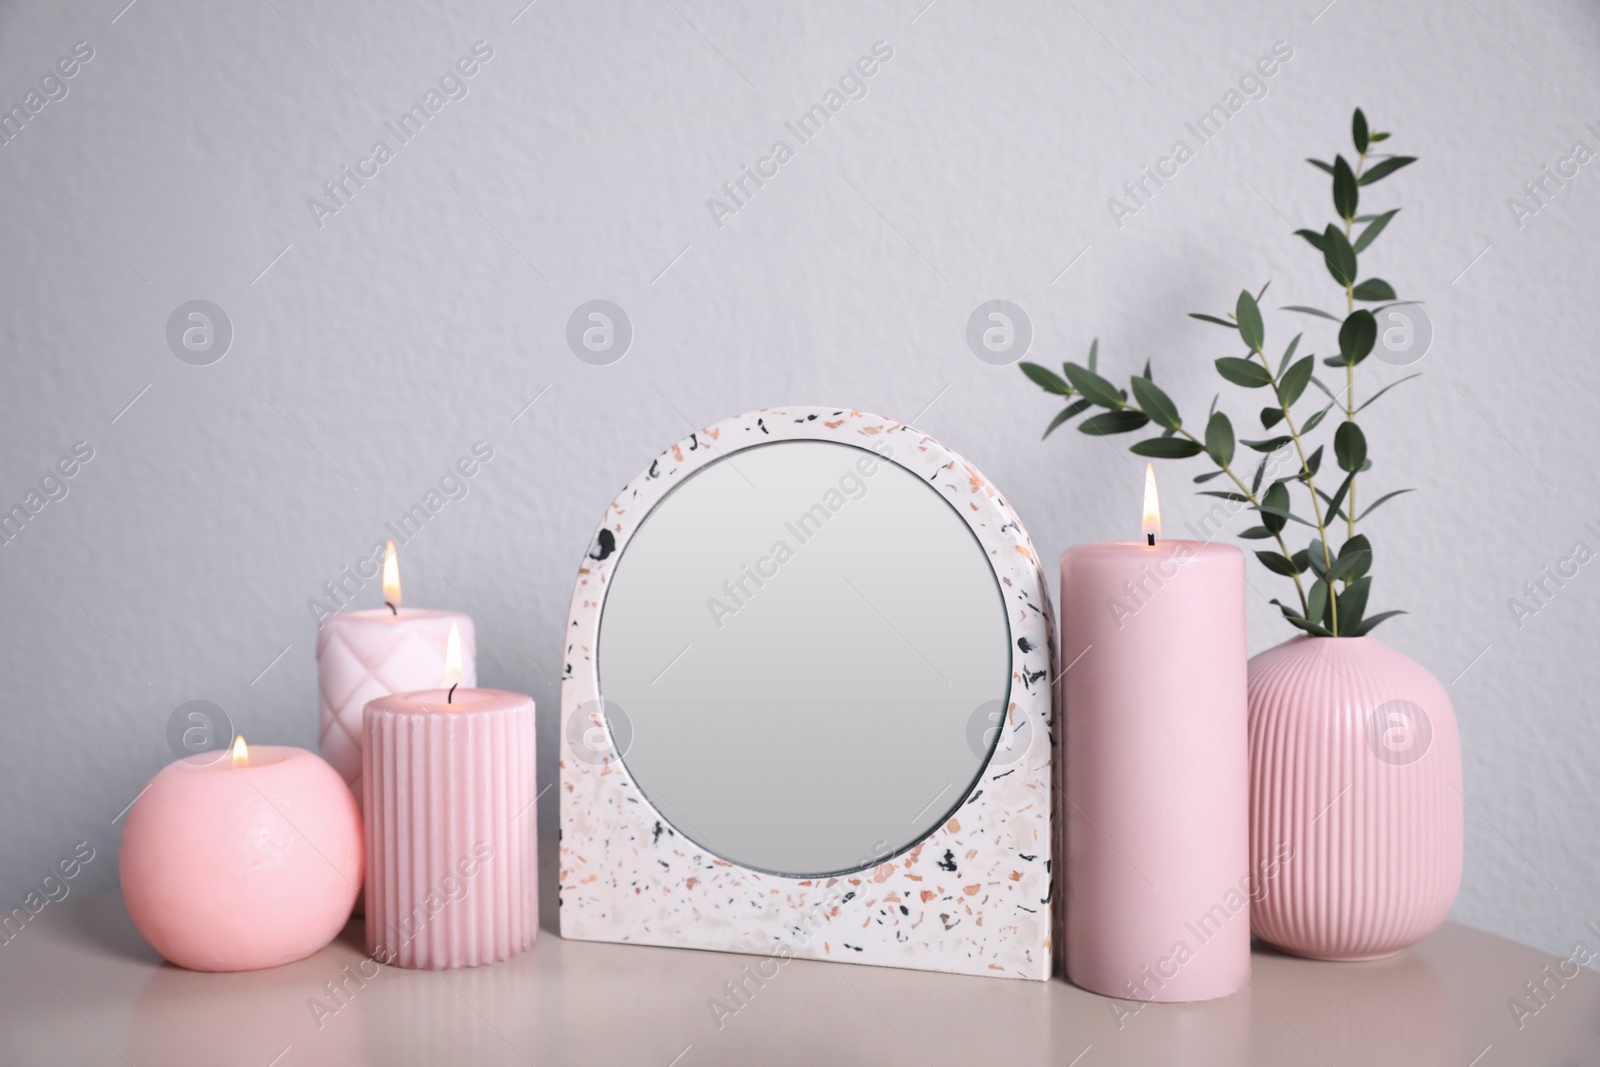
[1061,538,1250,1003]
[318,610,477,806]
[363,688,537,970]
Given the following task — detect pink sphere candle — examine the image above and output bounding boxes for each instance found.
[316,542,477,806]
[363,687,537,970]
[1060,469,1250,1002]
[120,741,363,972]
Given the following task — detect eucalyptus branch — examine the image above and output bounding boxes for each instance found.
[1019,108,1418,639]
[1168,422,1310,616]
[1239,317,1337,633]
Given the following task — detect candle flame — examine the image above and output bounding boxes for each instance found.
[443,622,463,688]
[1141,463,1161,542]
[382,540,401,607]
[231,735,249,768]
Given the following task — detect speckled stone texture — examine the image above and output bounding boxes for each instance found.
[559,407,1056,980]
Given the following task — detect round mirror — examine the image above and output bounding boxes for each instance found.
[597,438,1011,877]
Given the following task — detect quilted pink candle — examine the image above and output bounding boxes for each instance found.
[1060,466,1250,1003]
[363,673,537,970]
[317,541,477,806]
[120,739,363,971]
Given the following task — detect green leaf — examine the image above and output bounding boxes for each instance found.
[1333,155,1359,221]
[1042,398,1093,439]
[1339,310,1378,366]
[1295,228,1327,252]
[1339,534,1372,580]
[1352,278,1397,301]
[1352,609,1406,635]
[1079,410,1150,435]
[1279,355,1316,407]
[1131,376,1182,430]
[1259,481,1290,534]
[1252,455,1269,494]
[1287,615,1336,637]
[1334,421,1367,472]
[1205,411,1234,467]
[1062,363,1125,408]
[1193,469,1226,484]
[1216,357,1274,388]
[1291,548,1311,572]
[1355,373,1421,412]
[1260,406,1284,429]
[1283,305,1341,322]
[1306,538,1329,576]
[1323,225,1357,286]
[1198,491,1249,502]
[1358,156,1416,185]
[1236,289,1265,352]
[1088,338,1099,373]
[1303,444,1324,477]
[1306,578,1329,628]
[1021,362,1073,396]
[1353,208,1398,253]
[1355,488,1414,520]
[1323,548,1370,585]
[1369,131,1391,143]
[1190,312,1238,329]
[1280,333,1302,370]
[1256,485,1315,529]
[1307,158,1335,175]
[1279,608,1335,638]
[1239,525,1275,539]
[1337,576,1371,632]
[1241,435,1292,452]
[1301,404,1335,438]
[1321,471,1355,521]
[1129,437,1204,458]
[1352,109,1369,154]
[1256,550,1300,577]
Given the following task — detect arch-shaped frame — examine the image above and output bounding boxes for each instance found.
[559,406,1056,980]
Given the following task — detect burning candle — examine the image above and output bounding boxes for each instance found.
[1060,465,1250,1002]
[119,738,363,971]
[317,540,477,807]
[362,624,537,970]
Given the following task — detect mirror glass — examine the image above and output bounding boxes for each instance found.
[597,439,1010,877]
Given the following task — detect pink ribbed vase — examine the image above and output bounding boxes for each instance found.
[363,688,537,970]
[1248,636,1462,960]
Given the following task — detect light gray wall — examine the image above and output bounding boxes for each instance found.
[1,0,1596,963]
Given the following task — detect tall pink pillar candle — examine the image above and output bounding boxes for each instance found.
[1061,538,1249,1002]
[363,688,537,970]
[318,609,476,806]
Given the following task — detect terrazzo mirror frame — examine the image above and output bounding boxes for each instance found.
[558,407,1058,980]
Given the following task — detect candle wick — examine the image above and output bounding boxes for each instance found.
[1147,533,1156,547]
[447,683,457,704]
[385,601,398,615]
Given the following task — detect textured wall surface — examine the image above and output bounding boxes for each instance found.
[0,0,1595,965]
